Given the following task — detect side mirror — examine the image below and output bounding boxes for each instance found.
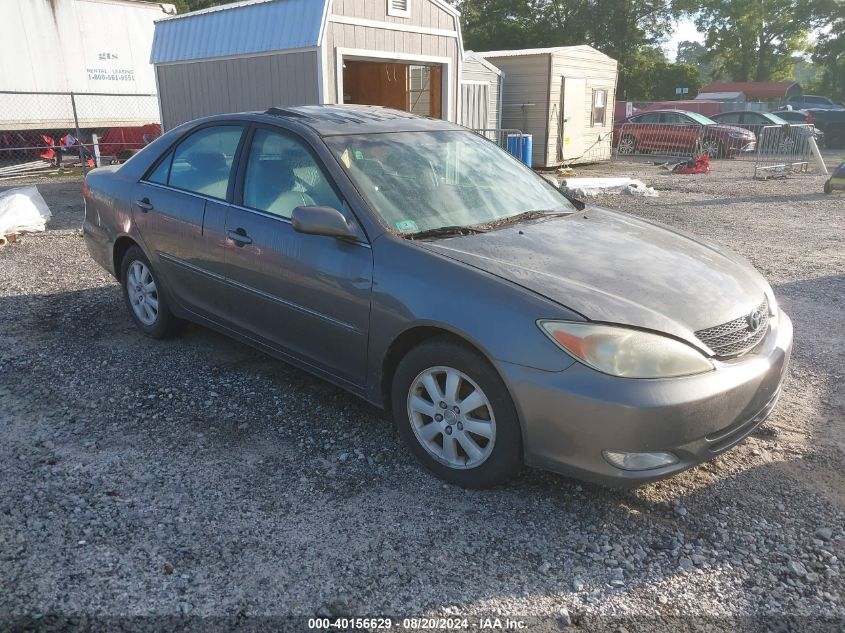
[291,206,358,240]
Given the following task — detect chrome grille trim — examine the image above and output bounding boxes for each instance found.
[695,297,770,358]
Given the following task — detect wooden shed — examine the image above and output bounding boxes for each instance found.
[459,52,503,131]
[150,0,464,131]
[480,46,618,168]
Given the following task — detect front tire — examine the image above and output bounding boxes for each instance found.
[120,245,180,338]
[392,338,522,488]
[701,136,723,158]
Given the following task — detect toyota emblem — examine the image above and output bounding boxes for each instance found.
[747,307,764,331]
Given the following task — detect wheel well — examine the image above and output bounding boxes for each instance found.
[112,236,138,282]
[380,326,485,413]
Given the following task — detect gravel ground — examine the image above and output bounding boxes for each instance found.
[1,154,843,632]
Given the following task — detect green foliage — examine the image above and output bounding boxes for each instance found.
[812,0,845,99]
[676,0,833,82]
[458,0,693,99]
[676,40,716,83]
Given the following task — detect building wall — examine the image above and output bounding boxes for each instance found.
[460,56,501,130]
[548,48,618,165]
[323,0,461,120]
[483,54,551,167]
[156,50,320,130]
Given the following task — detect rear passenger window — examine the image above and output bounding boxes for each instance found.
[242,129,342,219]
[167,126,244,199]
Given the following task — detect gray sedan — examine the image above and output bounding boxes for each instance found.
[83,105,792,488]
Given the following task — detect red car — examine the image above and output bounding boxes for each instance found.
[613,109,757,158]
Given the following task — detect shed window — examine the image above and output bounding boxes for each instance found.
[591,89,607,127]
[387,0,411,18]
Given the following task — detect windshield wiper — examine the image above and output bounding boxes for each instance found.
[404,225,488,240]
[483,209,573,229]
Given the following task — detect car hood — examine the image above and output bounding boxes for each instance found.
[711,123,755,137]
[417,208,773,351]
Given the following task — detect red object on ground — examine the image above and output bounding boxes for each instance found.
[673,154,711,174]
[96,124,161,157]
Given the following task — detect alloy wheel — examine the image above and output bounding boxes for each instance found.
[406,366,496,469]
[126,261,159,326]
[701,137,721,158]
[617,136,636,155]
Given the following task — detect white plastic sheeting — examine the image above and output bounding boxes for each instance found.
[0,187,52,237]
[561,177,658,198]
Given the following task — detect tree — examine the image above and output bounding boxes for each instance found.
[812,1,845,99]
[171,0,236,13]
[676,40,716,83]
[678,0,833,82]
[457,0,679,98]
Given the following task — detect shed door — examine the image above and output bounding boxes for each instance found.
[559,77,587,161]
[460,82,490,130]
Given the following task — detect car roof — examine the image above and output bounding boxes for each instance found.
[259,105,462,136]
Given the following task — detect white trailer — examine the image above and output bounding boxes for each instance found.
[0,0,174,130]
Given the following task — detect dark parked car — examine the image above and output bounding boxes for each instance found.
[613,109,757,157]
[774,108,845,148]
[83,106,792,488]
[711,110,824,151]
[768,109,827,148]
[784,95,845,111]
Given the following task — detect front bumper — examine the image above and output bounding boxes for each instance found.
[501,311,793,486]
[728,139,757,155]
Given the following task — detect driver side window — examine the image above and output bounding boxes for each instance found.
[243,129,342,219]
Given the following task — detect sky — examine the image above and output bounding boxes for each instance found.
[664,17,705,61]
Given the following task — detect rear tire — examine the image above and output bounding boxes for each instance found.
[120,245,181,339]
[391,338,522,488]
[617,134,637,155]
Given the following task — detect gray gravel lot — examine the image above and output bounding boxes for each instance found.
[1,155,844,632]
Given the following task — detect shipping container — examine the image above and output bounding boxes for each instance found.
[0,0,174,130]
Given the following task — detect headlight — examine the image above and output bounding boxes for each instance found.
[538,321,714,379]
[728,132,748,139]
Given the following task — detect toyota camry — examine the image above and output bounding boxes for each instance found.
[83,105,792,488]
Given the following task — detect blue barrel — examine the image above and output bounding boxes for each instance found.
[506,134,522,160]
[521,134,533,167]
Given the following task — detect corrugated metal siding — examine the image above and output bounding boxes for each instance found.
[548,47,618,165]
[460,55,501,129]
[151,0,326,64]
[156,50,320,129]
[482,54,551,167]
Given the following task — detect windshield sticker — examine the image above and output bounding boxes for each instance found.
[340,149,351,168]
[394,220,419,233]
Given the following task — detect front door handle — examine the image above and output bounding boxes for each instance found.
[227,228,253,246]
[135,197,154,212]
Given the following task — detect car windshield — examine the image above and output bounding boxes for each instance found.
[684,111,718,125]
[325,130,573,235]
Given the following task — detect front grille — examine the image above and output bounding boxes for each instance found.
[695,297,770,358]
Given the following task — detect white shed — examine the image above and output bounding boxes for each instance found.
[150,0,466,131]
[480,46,618,168]
[459,52,503,131]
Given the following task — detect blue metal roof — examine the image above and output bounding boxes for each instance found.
[150,0,328,64]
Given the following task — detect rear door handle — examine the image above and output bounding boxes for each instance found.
[227,228,253,246]
[135,198,154,212]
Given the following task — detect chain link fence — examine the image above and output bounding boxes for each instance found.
[0,91,160,182]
